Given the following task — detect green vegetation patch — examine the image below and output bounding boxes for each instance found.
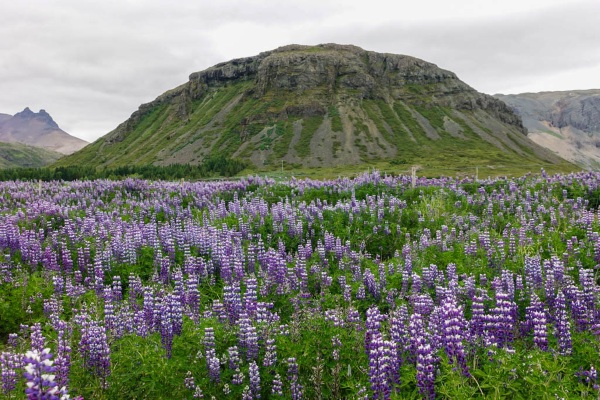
[295,115,324,157]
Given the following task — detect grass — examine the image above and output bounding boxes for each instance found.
[294,115,324,157]
[0,142,63,168]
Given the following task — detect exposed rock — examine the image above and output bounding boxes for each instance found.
[495,90,600,170]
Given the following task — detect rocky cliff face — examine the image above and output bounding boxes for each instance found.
[56,44,568,171]
[0,108,88,155]
[495,90,600,170]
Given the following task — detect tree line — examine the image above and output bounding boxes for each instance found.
[0,156,247,181]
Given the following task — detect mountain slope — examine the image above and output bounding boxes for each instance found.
[0,108,88,155]
[0,141,63,168]
[56,44,572,172]
[495,90,600,170]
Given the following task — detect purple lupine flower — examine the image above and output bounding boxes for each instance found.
[224,284,243,323]
[486,290,517,348]
[1,351,21,395]
[207,352,220,383]
[7,333,18,350]
[228,346,241,371]
[228,345,244,385]
[441,294,470,376]
[263,338,277,367]
[23,348,69,400]
[30,323,45,353]
[365,306,385,356]
[79,319,110,387]
[184,370,195,389]
[287,357,303,400]
[408,313,426,363]
[271,373,283,396]
[576,366,599,391]
[159,300,174,359]
[368,332,391,399]
[415,332,436,400]
[470,289,486,342]
[204,327,215,352]
[364,269,380,300]
[389,305,409,363]
[54,320,72,389]
[528,293,548,351]
[238,313,259,361]
[555,291,572,355]
[249,360,261,398]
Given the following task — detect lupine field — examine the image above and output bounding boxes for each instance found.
[1,170,600,399]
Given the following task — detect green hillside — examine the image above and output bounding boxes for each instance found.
[0,141,63,168]
[55,44,576,175]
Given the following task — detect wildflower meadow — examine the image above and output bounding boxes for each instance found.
[1,170,599,399]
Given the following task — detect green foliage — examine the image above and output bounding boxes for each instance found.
[0,156,247,181]
[295,115,324,157]
[328,106,343,132]
[0,142,62,168]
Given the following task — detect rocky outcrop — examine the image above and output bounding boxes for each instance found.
[495,90,600,170]
[0,108,88,155]
[56,44,568,170]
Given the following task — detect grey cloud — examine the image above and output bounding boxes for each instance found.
[1,0,598,142]
[302,1,600,94]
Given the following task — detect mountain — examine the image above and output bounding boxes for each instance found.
[495,90,600,170]
[0,108,88,155]
[56,44,571,173]
[0,141,63,168]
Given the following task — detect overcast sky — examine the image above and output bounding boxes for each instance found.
[1,0,599,142]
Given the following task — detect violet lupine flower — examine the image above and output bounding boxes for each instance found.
[159,298,175,359]
[228,346,241,371]
[263,338,277,367]
[271,373,283,396]
[555,291,572,355]
[527,293,548,351]
[368,333,391,400]
[23,348,69,400]
[441,295,470,376]
[470,289,486,342]
[103,288,116,333]
[79,319,110,387]
[486,290,517,349]
[415,332,436,400]
[238,313,259,361]
[365,306,385,356]
[204,327,220,383]
[389,305,409,362]
[576,366,599,391]
[287,357,303,400]
[1,351,21,395]
[364,270,380,300]
[207,351,220,383]
[54,320,72,389]
[184,370,195,389]
[7,333,18,350]
[249,360,261,398]
[408,313,426,363]
[228,346,244,385]
[30,323,45,353]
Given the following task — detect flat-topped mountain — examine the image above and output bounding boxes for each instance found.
[495,90,600,170]
[0,108,88,155]
[56,44,571,172]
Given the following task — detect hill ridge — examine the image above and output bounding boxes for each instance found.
[56,43,572,172]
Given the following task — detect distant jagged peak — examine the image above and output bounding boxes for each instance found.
[12,107,59,129]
